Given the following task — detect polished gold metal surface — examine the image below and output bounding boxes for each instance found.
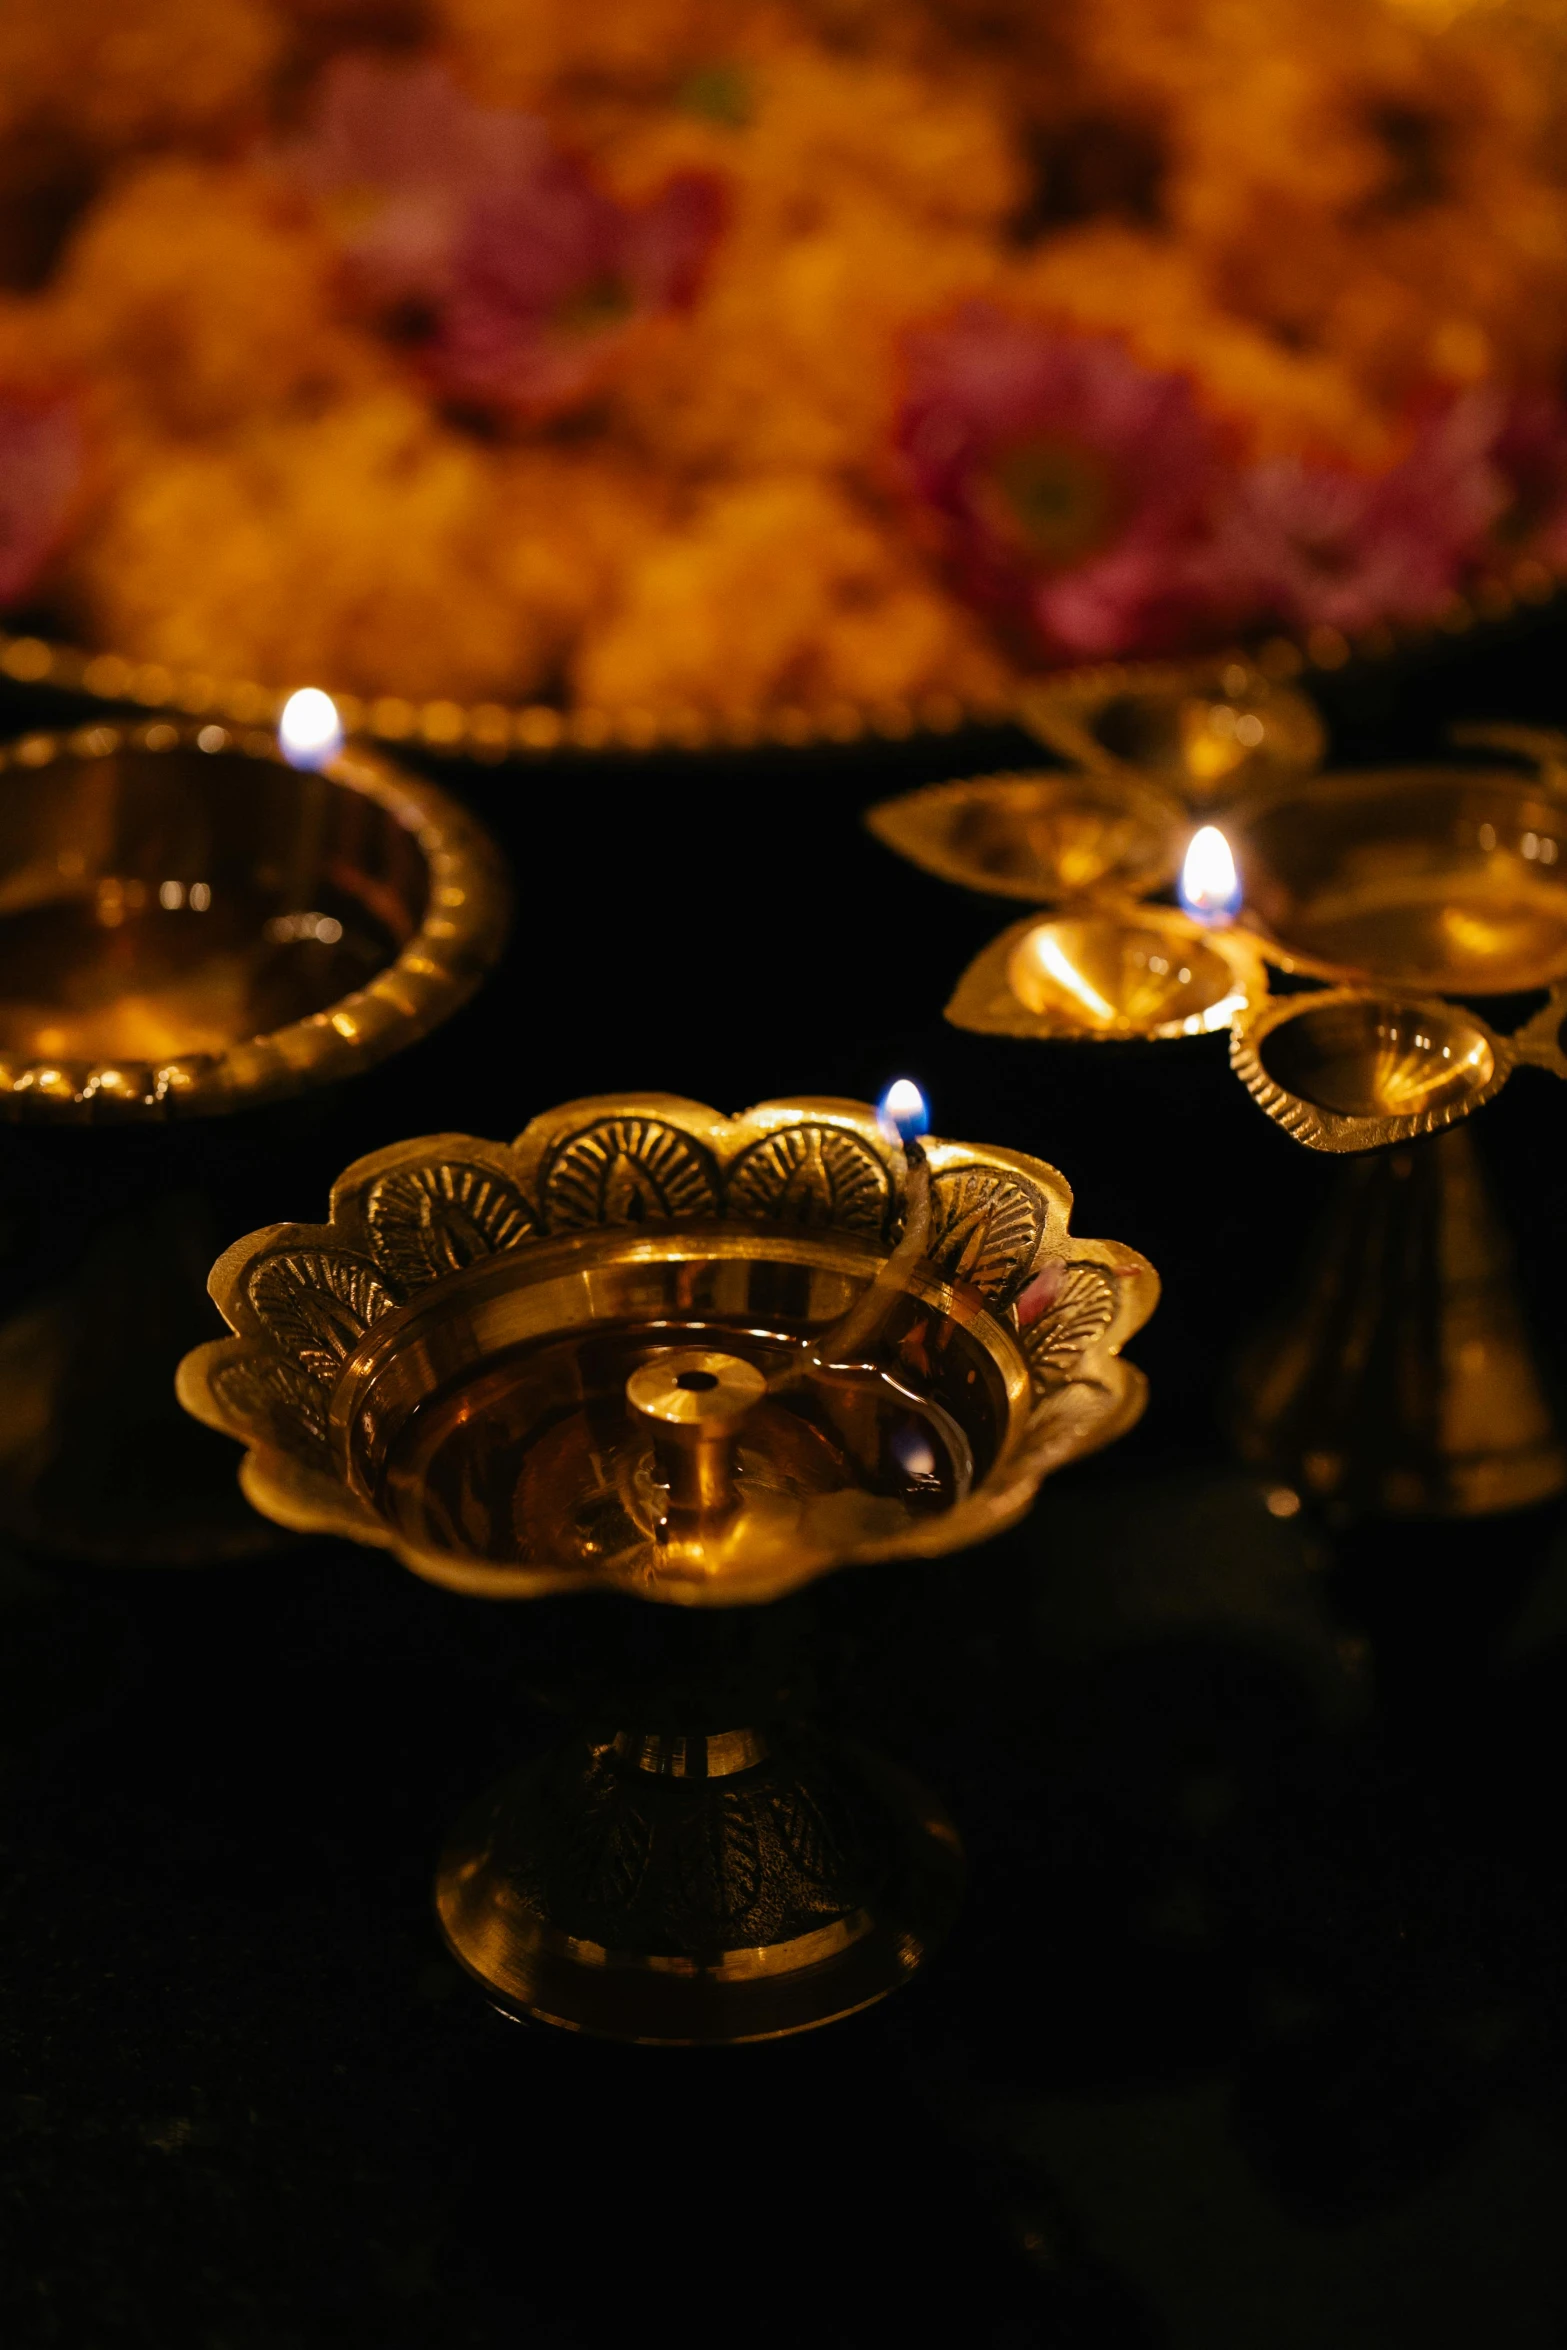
[1231,766,1567,995]
[1230,1124,1566,1519]
[865,769,1187,905]
[1018,658,1326,802]
[179,1090,1154,2040]
[1231,988,1514,1153]
[178,1094,1157,1606]
[437,1722,963,2045]
[947,905,1266,1043]
[0,719,508,1119]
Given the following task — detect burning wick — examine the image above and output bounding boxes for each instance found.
[278,688,345,772]
[1178,824,1241,926]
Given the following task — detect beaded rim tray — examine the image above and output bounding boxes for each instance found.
[0,556,1556,761]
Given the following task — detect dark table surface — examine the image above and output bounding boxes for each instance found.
[6,614,1567,2349]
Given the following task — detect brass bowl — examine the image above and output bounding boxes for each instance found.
[1231,987,1513,1153]
[0,719,508,1119]
[1232,765,1567,996]
[947,905,1266,1043]
[177,1093,1157,1607]
[866,769,1188,905]
[1018,658,1326,802]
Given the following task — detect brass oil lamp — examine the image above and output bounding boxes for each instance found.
[178,1089,1156,2042]
[871,670,1567,1523]
[0,706,508,1559]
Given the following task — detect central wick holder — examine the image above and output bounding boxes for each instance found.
[627,1347,764,1532]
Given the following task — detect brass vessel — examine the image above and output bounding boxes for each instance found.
[0,716,508,1560]
[179,1091,1156,2040]
[870,686,1567,1521]
[0,718,506,1118]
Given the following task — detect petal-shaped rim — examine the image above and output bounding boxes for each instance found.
[176,1093,1158,1602]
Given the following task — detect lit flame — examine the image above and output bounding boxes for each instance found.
[876,1077,930,1145]
[278,688,344,772]
[1178,824,1240,924]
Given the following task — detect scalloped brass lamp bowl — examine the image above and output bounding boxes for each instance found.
[0,719,507,1119]
[180,1096,1156,1609]
[1233,766,1567,996]
[178,1094,1156,2043]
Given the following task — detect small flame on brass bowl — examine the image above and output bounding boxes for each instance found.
[0,719,508,1119]
[1231,766,1567,996]
[177,1095,1157,1606]
[1232,988,1512,1152]
[947,905,1265,1043]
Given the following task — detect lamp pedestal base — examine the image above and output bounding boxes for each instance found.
[436,1721,962,2045]
[1229,1125,1566,1521]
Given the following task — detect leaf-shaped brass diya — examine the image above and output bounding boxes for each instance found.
[871,695,1567,1522]
[865,768,1189,906]
[1229,763,1567,996]
[1018,658,1326,802]
[178,1092,1156,2041]
[947,905,1265,1043]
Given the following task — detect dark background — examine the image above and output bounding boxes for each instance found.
[5,615,1567,2347]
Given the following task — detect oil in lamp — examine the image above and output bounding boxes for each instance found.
[178,1088,1157,2041]
[0,705,507,1560]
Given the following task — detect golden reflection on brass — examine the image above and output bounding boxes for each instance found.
[1232,989,1512,1153]
[178,1091,1155,2040]
[865,769,1187,904]
[947,906,1266,1043]
[1231,766,1567,995]
[0,720,508,1118]
[1018,657,1326,801]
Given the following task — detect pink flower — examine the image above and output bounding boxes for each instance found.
[287,55,724,417]
[434,165,725,413]
[1488,390,1567,567]
[0,396,81,609]
[897,308,1223,659]
[1196,396,1505,635]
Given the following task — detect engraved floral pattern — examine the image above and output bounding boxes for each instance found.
[542,1116,720,1229]
[926,1166,1045,1306]
[1016,1260,1118,1392]
[247,1250,400,1383]
[726,1123,890,1236]
[365,1158,536,1289]
[208,1349,330,1452]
